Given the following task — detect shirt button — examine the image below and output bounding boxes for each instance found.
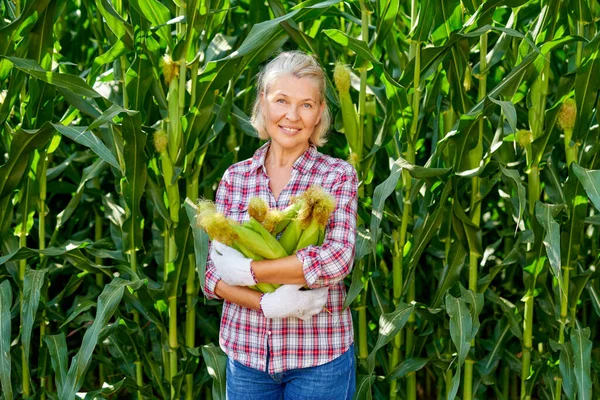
[267,331,272,335]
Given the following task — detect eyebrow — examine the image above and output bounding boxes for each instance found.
[274,93,317,102]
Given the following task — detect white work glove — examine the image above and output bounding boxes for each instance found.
[210,241,255,286]
[261,284,329,321]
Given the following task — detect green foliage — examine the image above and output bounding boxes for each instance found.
[0,0,599,399]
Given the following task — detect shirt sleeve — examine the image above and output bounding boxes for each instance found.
[202,169,232,300]
[295,167,358,288]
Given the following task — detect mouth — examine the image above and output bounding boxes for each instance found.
[279,125,302,134]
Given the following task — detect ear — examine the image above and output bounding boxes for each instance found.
[316,101,326,125]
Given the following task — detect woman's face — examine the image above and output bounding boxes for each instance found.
[261,74,325,154]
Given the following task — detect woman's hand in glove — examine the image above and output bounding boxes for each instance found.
[261,284,329,320]
[210,241,256,286]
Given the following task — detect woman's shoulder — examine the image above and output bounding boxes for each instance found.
[224,143,269,179]
[312,150,357,180]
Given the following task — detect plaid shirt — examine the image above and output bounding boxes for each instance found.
[203,141,358,374]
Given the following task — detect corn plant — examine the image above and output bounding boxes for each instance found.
[1,0,600,399]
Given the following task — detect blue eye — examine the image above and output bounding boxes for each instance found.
[303,103,312,108]
[276,99,286,104]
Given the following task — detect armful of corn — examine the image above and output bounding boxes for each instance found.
[196,186,336,293]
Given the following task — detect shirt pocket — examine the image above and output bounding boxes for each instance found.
[226,202,248,223]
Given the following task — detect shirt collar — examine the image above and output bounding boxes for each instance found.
[250,141,318,175]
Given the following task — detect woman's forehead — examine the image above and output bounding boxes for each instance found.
[266,74,321,98]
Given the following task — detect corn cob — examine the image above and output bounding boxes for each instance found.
[262,199,305,235]
[248,197,269,223]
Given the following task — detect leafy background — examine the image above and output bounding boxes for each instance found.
[0,0,599,399]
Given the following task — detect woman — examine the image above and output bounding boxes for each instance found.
[203,51,358,400]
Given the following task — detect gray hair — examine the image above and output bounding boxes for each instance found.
[250,51,330,146]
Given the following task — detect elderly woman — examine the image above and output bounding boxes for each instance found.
[203,51,358,400]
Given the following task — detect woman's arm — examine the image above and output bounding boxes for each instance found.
[295,167,358,289]
[252,167,358,289]
[214,280,262,310]
[252,255,307,285]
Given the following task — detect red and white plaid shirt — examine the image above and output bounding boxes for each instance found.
[203,141,358,374]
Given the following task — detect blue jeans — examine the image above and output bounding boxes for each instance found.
[226,346,356,400]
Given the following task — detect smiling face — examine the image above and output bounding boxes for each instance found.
[261,74,325,154]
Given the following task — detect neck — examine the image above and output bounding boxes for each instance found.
[265,141,309,169]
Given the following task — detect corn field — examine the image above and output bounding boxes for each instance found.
[1,0,600,399]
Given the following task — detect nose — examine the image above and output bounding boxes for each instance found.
[286,105,300,121]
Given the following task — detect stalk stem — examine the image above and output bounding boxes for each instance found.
[39,150,48,399]
[185,253,196,400]
[389,231,403,400]
[131,249,143,400]
[21,189,30,397]
[358,261,368,359]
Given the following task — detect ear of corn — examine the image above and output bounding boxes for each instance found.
[279,219,303,254]
[248,197,269,223]
[295,219,321,252]
[243,218,288,259]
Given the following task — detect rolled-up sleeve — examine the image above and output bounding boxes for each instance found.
[295,168,358,288]
[202,170,232,300]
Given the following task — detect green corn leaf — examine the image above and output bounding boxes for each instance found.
[499,165,526,229]
[125,53,154,115]
[59,299,96,329]
[587,284,600,317]
[93,0,132,41]
[82,378,125,399]
[375,0,400,48]
[445,293,472,365]
[459,284,484,340]
[59,279,133,400]
[56,87,103,119]
[430,241,467,308]
[477,235,522,293]
[477,317,512,378]
[4,57,103,98]
[534,202,563,290]
[344,259,366,309]
[184,199,208,291]
[549,339,575,399]
[219,11,299,61]
[87,104,138,132]
[202,343,227,400]
[22,268,46,364]
[45,333,68,394]
[452,194,483,257]
[410,0,436,41]
[166,209,192,297]
[572,328,592,400]
[0,240,93,265]
[121,113,147,255]
[572,164,600,212]
[0,0,52,54]
[0,280,13,400]
[51,124,121,172]
[370,161,401,252]
[448,364,462,400]
[55,159,107,229]
[146,173,172,224]
[366,301,414,373]
[144,352,169,399]
[573,32,600,143]
[89,40,128,84]
[393,156,451,179]
[355,374,376,400]
[136,0,173,48]
[404,181,452,292]
[0,123,54,199]
[489,97,517,134]
[388,357,429,380]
